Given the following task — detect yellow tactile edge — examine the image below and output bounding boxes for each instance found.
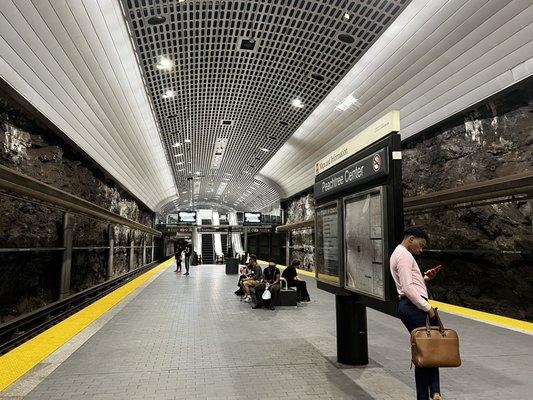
[258,259,533,333]
[429,300,533,333]
[0,257,174,392]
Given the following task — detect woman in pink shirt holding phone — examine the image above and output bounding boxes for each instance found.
[390,226,443,400]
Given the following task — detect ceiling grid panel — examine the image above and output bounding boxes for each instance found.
[121,0,410,212]
[261,0,533,198]
[0,0,176,209]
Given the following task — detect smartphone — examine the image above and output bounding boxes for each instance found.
[427,264,444,275]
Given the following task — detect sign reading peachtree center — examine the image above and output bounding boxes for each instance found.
[314,148,389,199]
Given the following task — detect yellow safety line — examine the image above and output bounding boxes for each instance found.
[429,300,533,332]
[258,259,532,332]
[258,259,315,277]
[0,257,174,392]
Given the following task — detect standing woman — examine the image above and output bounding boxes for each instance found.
[390,226,442,400]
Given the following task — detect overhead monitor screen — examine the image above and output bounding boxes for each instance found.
[343,186,387,300]
[243,212,262,225]
[178,211,197,224]
[315,201,341,285]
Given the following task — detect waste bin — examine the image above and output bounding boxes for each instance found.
[225,257,239,274]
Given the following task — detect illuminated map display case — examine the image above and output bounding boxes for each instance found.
[343,186,389,301]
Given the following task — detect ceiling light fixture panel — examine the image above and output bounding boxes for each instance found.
[210,137,228,169]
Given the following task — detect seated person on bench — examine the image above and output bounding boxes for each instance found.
[241,255,263,303]
[282,260,311,302]
[253,259,281,310]
[235,263,250,296]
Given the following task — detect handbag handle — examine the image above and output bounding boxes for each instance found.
[425,307,446,335]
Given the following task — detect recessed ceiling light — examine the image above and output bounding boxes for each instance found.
[178,169,185,172]
[266,134,277,140]
[291,98,304,108]
[184,139,191,143]
[195,171,201,175]
[162,90,175,99]
[344,13,351,20]
[174,153,183,157]
[172,142,181,147]
[147,15,166,25]
[259,147,269,152]
[156,57,174,71]
[176,162,184,165]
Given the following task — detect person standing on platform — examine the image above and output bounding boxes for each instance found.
[183,240,192,276]
[390,226,443,400]
[173,241,183,273]
[281,260,311,302]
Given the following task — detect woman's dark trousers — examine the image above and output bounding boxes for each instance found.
[287,280,310,301]
[398,297,440,400]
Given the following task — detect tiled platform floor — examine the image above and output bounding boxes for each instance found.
[12,263,533,399]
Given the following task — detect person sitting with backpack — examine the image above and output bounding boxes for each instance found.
[253,259,281,310]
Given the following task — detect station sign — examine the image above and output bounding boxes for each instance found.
[314,148,389,199]
[314,110,399,176]
[157,225,193,235]
[247,227,272,233]
[197,226,229,233]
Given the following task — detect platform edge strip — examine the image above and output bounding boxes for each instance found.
[0,257,174,392]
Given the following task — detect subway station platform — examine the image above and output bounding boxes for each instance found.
[1,260,532,400]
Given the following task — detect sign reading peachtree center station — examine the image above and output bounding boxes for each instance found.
[314,148,389,199]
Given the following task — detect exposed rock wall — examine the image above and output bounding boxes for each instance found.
[0,92,154,323]
[402,82,532,321]
[283,192,315,270]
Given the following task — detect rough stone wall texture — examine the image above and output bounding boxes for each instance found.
[0,92,155,322]
[402,82,532,321]
[284,193,315,270]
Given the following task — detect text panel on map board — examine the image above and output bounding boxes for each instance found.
[315,202,340,285]
[344,187,386,300]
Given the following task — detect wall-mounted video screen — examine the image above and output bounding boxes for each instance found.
[315,201,341,286]
[343,186,387,300]
[243,212,262,225]
[178,210,197,224]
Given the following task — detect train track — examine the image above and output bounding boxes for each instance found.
[0,259,168,355]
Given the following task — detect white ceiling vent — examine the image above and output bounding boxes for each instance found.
[193,180,201,195]
[216,182,228,196]
[211,138,228,169]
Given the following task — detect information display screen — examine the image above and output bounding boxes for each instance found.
[315,201,341,285]
[343,186,387,300]
[243,212,262,225]
[178,211,197,224]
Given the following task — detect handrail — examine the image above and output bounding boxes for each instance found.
[404,171,533,211]
[0,164,161,236]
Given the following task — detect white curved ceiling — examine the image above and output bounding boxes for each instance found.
[262,0,533,198]
[1,0,531,213]
[0,0,175,210]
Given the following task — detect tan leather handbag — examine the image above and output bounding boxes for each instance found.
[411,308,461,368]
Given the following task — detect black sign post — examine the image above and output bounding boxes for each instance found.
[314,133,403,365]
